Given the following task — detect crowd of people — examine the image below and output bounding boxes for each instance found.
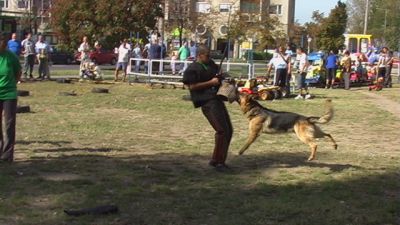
[265,44,396,99]
[5,32,52,81]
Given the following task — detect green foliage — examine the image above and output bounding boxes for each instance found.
[316,1,348,51]
[243,51,273,60]
[347,0,400,50]
[50,0,162,50]
[368,0,400,50]
[228,11,285,50]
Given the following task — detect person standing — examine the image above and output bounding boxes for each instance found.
[35,35,52,80]
[384,50,393,88]
[21,32,36,80]
[294,47,311,99]
[78,36,90,77]
[0,33,22,162]
[149,39,161,74]
[132,44,142,73]
[189,41,197,60]
[183,44,233,171]
[267,46,291,89]
[178,41,190,73]
[7,33,21,56]
[325,50,338,89]
[377,47,389,80]
[114,39,130,82]
[341,50,352,90]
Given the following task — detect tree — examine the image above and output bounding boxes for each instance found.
[347,0,400,50]
[164,0,201,46]
[316,1,347,51]
[346,0,367,33]
[288,21,306,49]
[50,0,162,50]
[304,11,325,51]
[228,9,284,50]
[368,0,400,50]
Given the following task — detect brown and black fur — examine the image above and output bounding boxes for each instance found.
[237,93,337,161]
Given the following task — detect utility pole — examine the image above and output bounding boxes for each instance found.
[363,0,369,34]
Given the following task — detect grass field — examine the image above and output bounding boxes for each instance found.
[0,80,400,225]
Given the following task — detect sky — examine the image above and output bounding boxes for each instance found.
[295,0,347,24]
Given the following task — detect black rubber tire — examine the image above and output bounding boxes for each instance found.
[56,78,72,84]
[91,88,109,94]
[16,105,30,113]
[59,92,77,96]
[17,90,30,97]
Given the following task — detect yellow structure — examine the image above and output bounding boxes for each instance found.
[344,34,372,54]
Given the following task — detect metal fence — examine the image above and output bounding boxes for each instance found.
[127,58,256,84]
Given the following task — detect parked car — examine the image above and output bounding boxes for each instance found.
[75,49,117,65]
[50,47,74,65]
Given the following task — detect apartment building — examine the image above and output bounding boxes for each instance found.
[163,0,295,56]
[0,0,53,41]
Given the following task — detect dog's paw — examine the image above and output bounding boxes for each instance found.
[307,157,315,161]
[238,151,244,156]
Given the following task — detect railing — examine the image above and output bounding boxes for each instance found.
[127,58,254,84]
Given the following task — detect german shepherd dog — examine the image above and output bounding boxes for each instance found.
[237,93,337,161]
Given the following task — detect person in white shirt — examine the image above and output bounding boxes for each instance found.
[267,46,291,89]
[35,35,52,79]
[132,44,142,73]
[21,32,36,79]
[377,47,388,80]
[294,47,311,99]
[114,39,130,82]
[78,36,90,77]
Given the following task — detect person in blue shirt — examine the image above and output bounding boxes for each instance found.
[7,33,21,56]
[325,50,338,89]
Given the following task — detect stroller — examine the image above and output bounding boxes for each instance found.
[80,61,103,80]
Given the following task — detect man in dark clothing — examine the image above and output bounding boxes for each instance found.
[149,40,161,74]
[183,45,233,171]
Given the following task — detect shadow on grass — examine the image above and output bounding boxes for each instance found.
[16,140,72,146]
[32,147,126,153]
[232,153,359,172]
[0,152,398,225]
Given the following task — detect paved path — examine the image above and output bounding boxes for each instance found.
[361,91,400,119]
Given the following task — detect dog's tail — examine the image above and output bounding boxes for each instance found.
[307,99,333,124]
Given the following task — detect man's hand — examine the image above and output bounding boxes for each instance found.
[210,77,220,86]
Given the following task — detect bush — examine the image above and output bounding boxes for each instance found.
[243,51,273,61]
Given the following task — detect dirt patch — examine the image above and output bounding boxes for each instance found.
[39,172,84,181]
[361,91,400,119]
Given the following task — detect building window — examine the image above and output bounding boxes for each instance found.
[18,0,27,8]
[195,2,211,13]
[240,0,259,13]
[0,0,9,8]
[219,4,231,12]
[269,5,282,15]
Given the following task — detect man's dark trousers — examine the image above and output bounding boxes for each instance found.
[201,98,233,164]
[0,99,17,162]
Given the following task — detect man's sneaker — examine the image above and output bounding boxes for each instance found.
[294,95,304,100]
[305,94,312,99]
